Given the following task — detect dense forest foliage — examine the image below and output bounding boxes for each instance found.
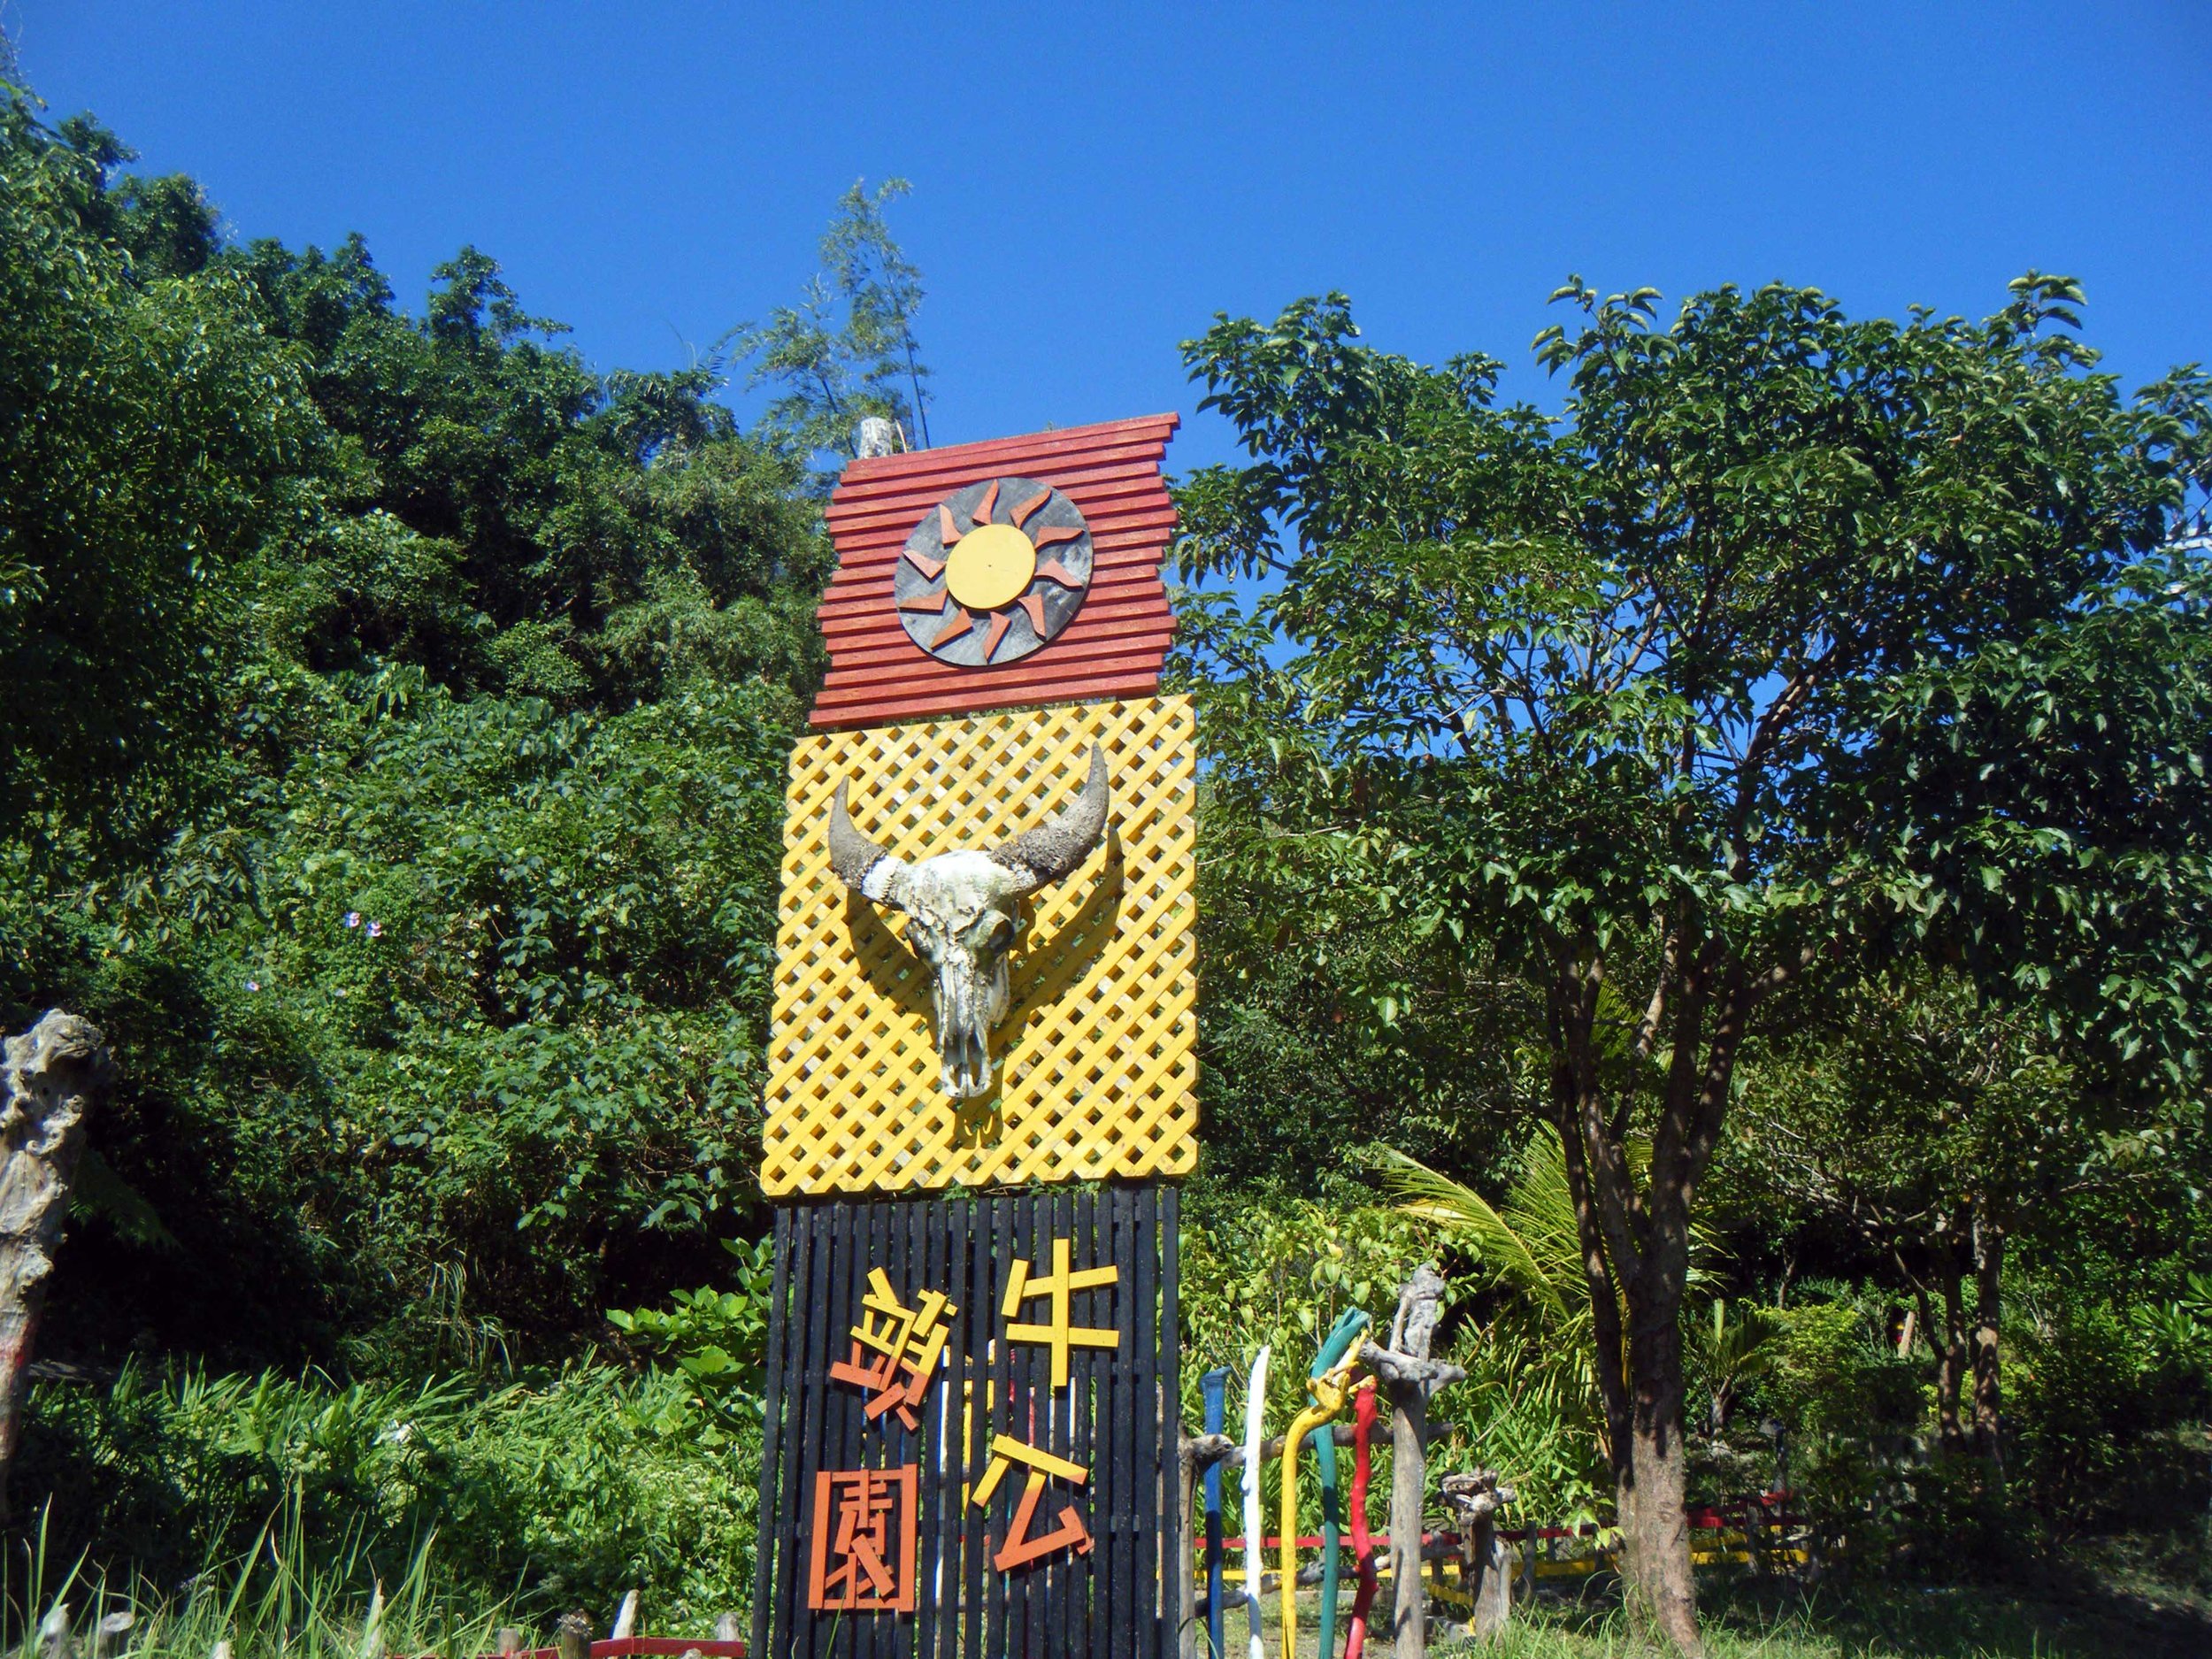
[4,71,2212,1653]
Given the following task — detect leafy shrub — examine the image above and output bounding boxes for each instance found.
[16,1363,757,1625]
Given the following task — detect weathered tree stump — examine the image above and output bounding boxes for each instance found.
[0,1010,111,1519]
[1440,1468,1517,1638]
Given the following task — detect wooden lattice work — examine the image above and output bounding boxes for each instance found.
[764,696,1195,1197]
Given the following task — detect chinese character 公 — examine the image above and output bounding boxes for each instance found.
[971,1432,1093,1570]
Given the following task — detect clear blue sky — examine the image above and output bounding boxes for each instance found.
[12,2,2209,475]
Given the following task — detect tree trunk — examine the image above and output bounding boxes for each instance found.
[1368,1264,1454,1658]
[0,1011,111,1520]
[1389,1389,1427,1651]
[1970,1205,2005,1478]
[1617,1248,1701,1655]
[1440,1472,1514,1640]
[1926,1253,1969,1456]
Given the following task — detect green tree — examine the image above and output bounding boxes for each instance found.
[0,80,836,1367]
[228,234,831,704]
[1723,971,2166,1484]
[0,91,323,859]
[1174,279,2212,1650]
[739,178,932,478]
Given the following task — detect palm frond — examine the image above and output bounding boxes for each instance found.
[1374,1141,1570,1320]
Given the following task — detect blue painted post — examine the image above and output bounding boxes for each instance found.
[1202,1366,1230,1659]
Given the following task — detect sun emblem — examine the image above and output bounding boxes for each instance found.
[895,476,1093,667]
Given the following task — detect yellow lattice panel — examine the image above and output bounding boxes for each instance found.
[764,696,1196,1196]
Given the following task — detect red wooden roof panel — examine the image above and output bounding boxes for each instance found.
[810,413,1180,730]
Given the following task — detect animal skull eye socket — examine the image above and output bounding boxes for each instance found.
[967,912,1015,950]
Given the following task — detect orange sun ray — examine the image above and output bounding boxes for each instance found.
[1031,522,1084,549]
[1018,593,1049,637]
[979,610,1012,661]
[901,590,950,613]
[903,546,945,580]
[938,504,962,547]
[1035,559,1081,588]
[971,480,1000,528]
[1010,488,1051,528]
[931,606,979,649]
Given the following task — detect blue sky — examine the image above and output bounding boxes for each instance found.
[12,3,2209,476]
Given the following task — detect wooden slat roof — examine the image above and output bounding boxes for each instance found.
[811,413,1180,729]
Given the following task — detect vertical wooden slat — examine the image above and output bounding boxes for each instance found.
[1010,1190,1037,1658]
[1053,1184,1078,1659]
[1030,1187,1054,1659]
[1078,1186,1106,1659]
[1132,1188,1159,1659]
[850,1202,876,1659]
[984,1196,1010,1659]
[913,1199,941,1659]
[810,1205,842,1659]
[1161,1187,1182,1659]
[875,1198,895,1659]
[753,1209,795,1659]
[933,1197,957,1659]
[795,1208,835,1659]
[962,1198,989,1659]
[1110,1187,1137,1659]
[838,1202,871,1659]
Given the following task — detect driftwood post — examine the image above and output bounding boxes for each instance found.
[0,1010,111,1519]
[1359,1264,1463,1657]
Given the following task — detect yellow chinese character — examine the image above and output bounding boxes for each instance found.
[1001,1237,1119,1389]
[971,1433,1092,1570]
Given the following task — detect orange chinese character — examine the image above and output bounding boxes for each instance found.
[1001,1237,1118,1388]
[829,1268,956,1430]
[809,1465,918,1612]
[971,1433,1093,1571]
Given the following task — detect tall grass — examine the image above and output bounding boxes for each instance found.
[13,1362,757,1637]
[4,1494,511,1659]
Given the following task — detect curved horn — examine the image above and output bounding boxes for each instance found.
[989,744,1110,894]
[827,780,912,908]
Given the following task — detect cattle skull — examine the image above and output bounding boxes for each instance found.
[827,746,1110,1099]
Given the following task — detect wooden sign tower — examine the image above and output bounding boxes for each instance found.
[751,416,1195,1659]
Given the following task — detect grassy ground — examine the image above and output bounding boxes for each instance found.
[1239,1555,2212,1658]
[17,1533,2209,1657]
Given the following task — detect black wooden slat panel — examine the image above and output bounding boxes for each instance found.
[759,1188,1177,1659]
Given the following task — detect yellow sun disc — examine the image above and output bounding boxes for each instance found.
[943,523,1038,612]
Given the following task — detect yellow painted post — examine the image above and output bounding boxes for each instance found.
[1277,1359,1355,1659]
